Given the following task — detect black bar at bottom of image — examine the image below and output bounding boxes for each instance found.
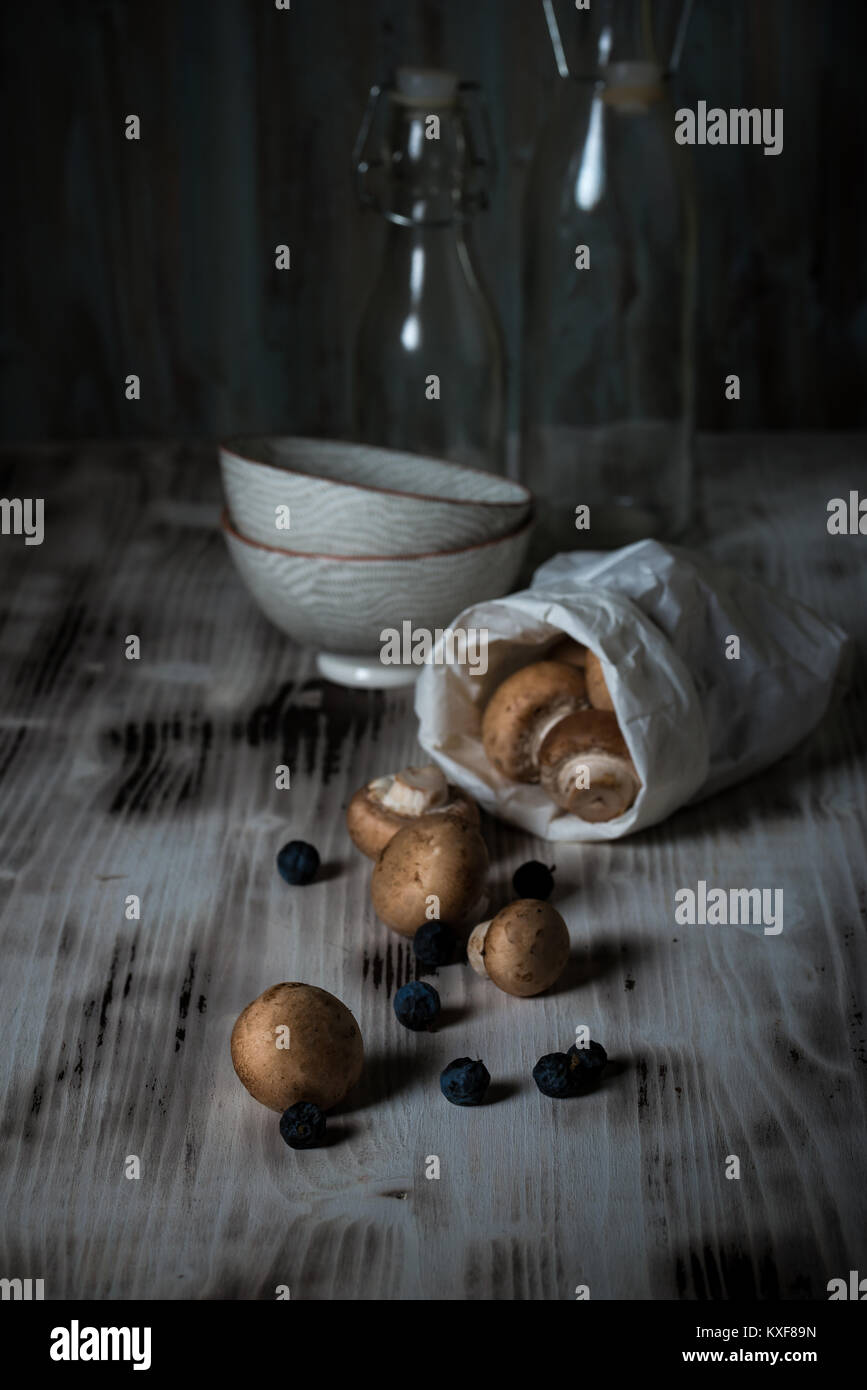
[5,1297,863,1375]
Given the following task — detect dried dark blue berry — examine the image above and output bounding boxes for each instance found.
[279,1101,326,1149]
[532,1052,574,1098]
[440,1057,490,1106]
[393,980,441,1031]
[566,1039,608,1091]
[412,920,457,967]
[277,840,320,886]
[512,861,555,900]
[534,1041,608,1098]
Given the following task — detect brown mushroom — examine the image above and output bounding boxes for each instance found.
[347,763,479,860]
[370,816,489,938]
[538,709,640,822]
[585,649,615,711]
[230,983,364,1112]
[467,899,570,997]
[547,636,587,668]
[481,661,589,782]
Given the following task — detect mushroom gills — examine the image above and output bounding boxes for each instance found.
[527,697,591,770]
[544,749,640,822]
[371,764,449,817]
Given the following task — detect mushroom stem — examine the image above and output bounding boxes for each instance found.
[467,919,493,977]
[527,699,587,765]
[373,765,449,816]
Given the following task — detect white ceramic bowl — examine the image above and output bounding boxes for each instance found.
[222,509,534,687]
[219,436,532,555]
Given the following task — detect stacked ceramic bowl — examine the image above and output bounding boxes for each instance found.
[220,437,534,687]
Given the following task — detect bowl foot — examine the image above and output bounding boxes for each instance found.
[316,651,419,690]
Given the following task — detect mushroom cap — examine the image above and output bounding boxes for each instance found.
[539,709,640,822]
[585,649,615,711]
[481,660,588,782]
[347,764,479,860]
[370,816,489,938]
[471,899,571,997]
[230,982,364,1112]
[547,636,587,668]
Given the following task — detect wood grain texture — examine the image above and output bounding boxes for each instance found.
[1,0,866,443]
[0,434,864,1300]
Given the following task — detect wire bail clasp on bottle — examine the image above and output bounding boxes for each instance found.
[352,79,496,228]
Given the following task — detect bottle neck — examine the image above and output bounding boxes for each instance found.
[377,101,471,226]
[551,0,678,82]
[594,0,650,67]
[378,218,472,267]
[379,195,464,229]
[374,219,480,302]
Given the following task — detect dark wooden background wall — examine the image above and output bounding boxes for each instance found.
[2,0,865,444]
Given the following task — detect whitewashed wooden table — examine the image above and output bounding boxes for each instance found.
[0,435,864,1301]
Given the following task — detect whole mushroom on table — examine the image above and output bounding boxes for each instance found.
[347,763,479,859]
[231,982,364,1113]
[370,814,489,937]
[346,762,490,940]
[468,899,571,997]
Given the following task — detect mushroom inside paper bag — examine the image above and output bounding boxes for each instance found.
[414,540,850,843]
[479,657,641,823]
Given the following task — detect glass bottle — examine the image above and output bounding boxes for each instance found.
[522,0,696,553]
[352,67,506,474]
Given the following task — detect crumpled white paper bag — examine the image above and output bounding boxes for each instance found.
[415,540,850,841]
